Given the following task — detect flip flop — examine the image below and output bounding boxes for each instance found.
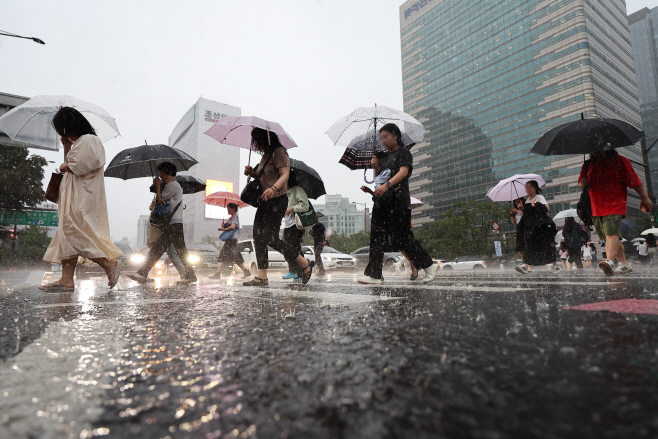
[38,283,74,292]
[107,261,121,289]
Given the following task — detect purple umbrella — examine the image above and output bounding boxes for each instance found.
[410,197,424,210]
[204,116,298,150]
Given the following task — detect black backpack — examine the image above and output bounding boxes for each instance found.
[577,160,593,227]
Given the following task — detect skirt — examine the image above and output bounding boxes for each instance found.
[523,225,556,266]
[515,226,525,252]
[218,239,244,264]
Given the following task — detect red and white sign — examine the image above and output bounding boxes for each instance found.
[492,222,499,231]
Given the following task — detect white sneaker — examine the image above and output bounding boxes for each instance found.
[515,264,529,274]
[357,276,382,285]
[423,263,439,283]
[598,259,615,276]
[614,263,633,275]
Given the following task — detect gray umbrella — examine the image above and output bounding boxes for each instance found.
[104,144,198,180]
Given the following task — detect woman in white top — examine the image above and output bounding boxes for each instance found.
[209,203,251,280]
[638,240,649,264]
[582,244,592,267]
[515,181,560,274]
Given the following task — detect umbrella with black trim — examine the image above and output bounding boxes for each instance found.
[104,144,198,180]
[289,159,326,200]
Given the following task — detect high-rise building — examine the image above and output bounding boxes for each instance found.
[312,195,370,236]
[400,0,647,226]
[629,7,658,189]
[169,98,241,244]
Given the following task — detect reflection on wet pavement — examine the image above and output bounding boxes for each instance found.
[1,270,658,438]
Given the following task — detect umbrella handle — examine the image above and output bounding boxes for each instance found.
[364,168,375,184]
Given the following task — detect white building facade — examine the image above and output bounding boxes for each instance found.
[136,215,149,250]
[168,98,241,244]
[312,195,369,236]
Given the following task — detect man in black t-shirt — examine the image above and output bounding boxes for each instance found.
[309,222,327,275]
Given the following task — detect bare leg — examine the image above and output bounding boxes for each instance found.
[215,262,226,274]
[527,264,533,272]
[90,257,118,286]
[400,250,417,276]
[606,236,626,264]
[48,257,77,288]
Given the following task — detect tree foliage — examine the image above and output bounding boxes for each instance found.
[0,226,51,266]
[415,199,512,260]
[0,146,47,211]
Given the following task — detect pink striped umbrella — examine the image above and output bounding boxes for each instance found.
[203,191,249,208]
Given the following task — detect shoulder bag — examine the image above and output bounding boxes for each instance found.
[295,201,318,230]
[150,202,182,228]
[219,220,238,241]
[45,171,64,203]
[577,159,593,227]
[240,148,280,207]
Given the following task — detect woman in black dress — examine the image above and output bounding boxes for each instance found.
[515,181,560,274]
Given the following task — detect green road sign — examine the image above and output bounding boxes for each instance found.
[0,209,59,227]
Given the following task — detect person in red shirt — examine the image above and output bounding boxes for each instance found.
[578,150,652,275]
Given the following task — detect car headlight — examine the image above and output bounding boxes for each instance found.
[322,256,335,261]
[188,255,200,264]
[155,261,164,268]
[130,254,145,264]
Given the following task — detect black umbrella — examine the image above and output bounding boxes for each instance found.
[530,118,644,156]
[104,144,198,180]
[289,159,326,200]
[149,175,206,194]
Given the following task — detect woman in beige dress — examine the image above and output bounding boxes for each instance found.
[40,107,123,291]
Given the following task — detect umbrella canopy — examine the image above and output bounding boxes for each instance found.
[289,159,326,200]
[204,116,298,150]
[327,105,424,147]
[634,242,642,246]
[327,105,424,181]
[486,174,546,202]
[553,208,578,220]
[203,191,249,208]
[0,95,120,151]
[632,237,646,243]
[410,197,424,210]
[641,228,658,236]
[150,175,206,195]
[104,144,198,180]
[530,118,644,156]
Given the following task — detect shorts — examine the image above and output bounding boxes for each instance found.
[592,215,623,239]
[583,256,592,261]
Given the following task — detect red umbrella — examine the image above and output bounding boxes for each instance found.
[203,191,249,208]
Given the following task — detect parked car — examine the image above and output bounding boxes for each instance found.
[301,246,356,270]
[350,246,406,271]
[185,244,220,270]
[440,256,487,270]
[74,243,168,279]
[238,239,287,272]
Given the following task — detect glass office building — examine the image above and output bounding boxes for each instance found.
[400,0,646,226]
[629,7,658,190]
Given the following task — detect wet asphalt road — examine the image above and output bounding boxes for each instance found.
[1,267,658,439]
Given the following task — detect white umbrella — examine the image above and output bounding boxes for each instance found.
[0,95,120,151]
[641,228,658,235]
[634,242,642,246]
[631,237,646,243]
[410,196,424,210]
[553,209,578,220]
[326,105,424,148]
[486,174,545,202]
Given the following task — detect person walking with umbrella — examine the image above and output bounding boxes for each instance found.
[579,150,653,275]
[357,124,438,284]
[209,203,251,280]
[515,181,560,274]
[40,107,123,291]
[128,162,197,285]
[282,171,311,281]
[562,217,588,270]
[510,198,525,258]
[243,128,313,286]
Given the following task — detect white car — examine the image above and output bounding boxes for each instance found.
[440,256,487,271]
[302,246,357,270]
[238,239,287,272]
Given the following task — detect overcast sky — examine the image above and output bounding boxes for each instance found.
[3,0,657,244]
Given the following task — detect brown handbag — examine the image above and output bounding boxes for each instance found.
[45,172,64,203]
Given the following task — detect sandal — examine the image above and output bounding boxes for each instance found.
[38,283,74,292]
[107,260,121,289]
[243,277,268,287]
[301,260,314,284]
